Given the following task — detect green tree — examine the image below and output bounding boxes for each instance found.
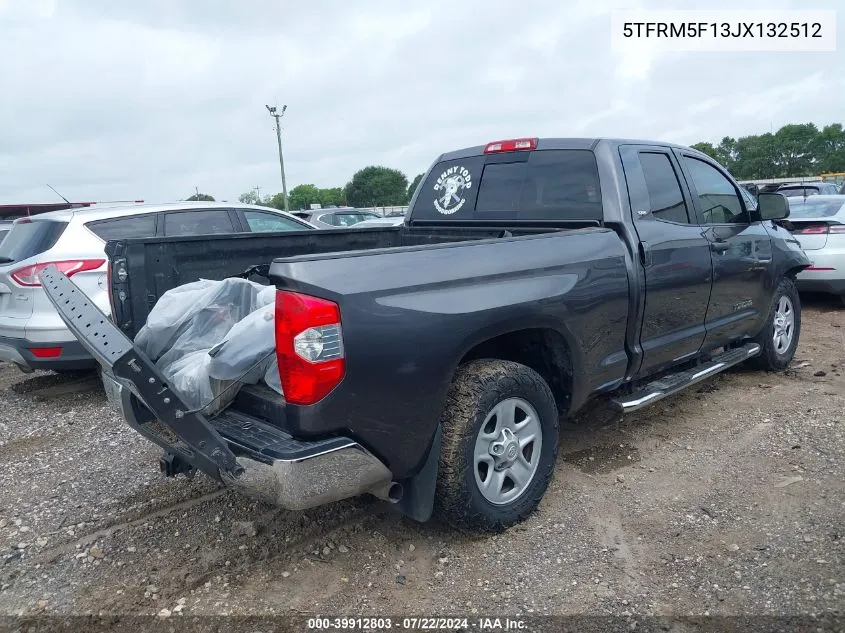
[691,142,719,160]
[288,184,320,210]
[407,173,424,202]
[692,122,845,180]
[812,123,845,173]
[344,166,408,208]
[772,123,818,176]
[320,187,345,207]
[186,192,215,201]
[238,191,260,205]
[265,192,288,210]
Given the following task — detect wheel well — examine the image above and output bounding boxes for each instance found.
[459,328,573,413]
[784,265,805,280]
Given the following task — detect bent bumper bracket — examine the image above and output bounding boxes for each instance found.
[39,266,243,480]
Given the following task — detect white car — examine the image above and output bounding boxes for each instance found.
[351,216,406,228]
[0,201,315,372]
[789,195,845,304]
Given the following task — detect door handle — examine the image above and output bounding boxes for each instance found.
[710,240,730,253]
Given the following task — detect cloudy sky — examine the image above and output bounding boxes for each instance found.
[0,0,841,204]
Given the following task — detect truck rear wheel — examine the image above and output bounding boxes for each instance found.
[435,359,559,532]
[748,276,801,371]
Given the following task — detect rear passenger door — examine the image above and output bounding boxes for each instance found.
[619,145,713,378]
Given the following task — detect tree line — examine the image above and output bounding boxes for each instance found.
[236,167,425,211]
[691,122,845,180]
[189,122,845,205]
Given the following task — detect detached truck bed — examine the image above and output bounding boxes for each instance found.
[42,137,808,532]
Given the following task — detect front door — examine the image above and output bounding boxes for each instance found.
[674,152,773,349]
[619,146,713,378]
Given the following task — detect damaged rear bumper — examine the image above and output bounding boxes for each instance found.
[41,264,395,511]
[101,364,396,510]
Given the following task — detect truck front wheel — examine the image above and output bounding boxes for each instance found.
[435,359,559,532]
[748,276,801,371]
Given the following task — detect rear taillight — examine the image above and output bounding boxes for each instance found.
[483,138,538,153]
[829,225,845,234]
[800,225,829,234]
[274,290,345,405]
[30,347,62,358]
[10,259,105,287]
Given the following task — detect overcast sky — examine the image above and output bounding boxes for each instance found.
[0,0,842,204]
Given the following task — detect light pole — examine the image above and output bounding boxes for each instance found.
[266,104,289,211]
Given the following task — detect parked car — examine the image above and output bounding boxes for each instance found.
[351,216,406,228]
[301,209,381,229]
[787,195,845,304]
[0,221,13,244]
[777,182,840,197]
[44,137,807,532]
[0,202,315,373]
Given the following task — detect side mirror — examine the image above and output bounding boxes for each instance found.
[757,193,790,221]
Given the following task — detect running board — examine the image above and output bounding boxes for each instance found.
[611,343,761,413]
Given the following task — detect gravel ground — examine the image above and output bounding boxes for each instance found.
[0,296,842,625]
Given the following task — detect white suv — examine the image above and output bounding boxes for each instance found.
[0,201,315,373]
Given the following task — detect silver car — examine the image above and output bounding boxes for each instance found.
[0,201,314,372]
[302,209,381,229]
[789,195,845,304]
[778,183,841,198]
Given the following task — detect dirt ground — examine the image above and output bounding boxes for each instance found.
[0,296,842,625]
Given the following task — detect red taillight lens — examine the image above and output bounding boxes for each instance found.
[483,138,538,153]
[800,225,829,234]
[10,259,105,287]
[29,347,62,358]
[274,290,345,406]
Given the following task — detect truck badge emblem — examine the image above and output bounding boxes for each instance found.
[433,166,472,215]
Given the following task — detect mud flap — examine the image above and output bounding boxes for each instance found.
[39,266,243,481]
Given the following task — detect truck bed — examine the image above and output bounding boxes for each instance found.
[106,225,563,338]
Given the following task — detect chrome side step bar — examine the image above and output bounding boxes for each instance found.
[611,342,761,413]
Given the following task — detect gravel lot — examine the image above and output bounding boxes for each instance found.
[0,297,842,625]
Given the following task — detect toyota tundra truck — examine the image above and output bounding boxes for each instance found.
[41,138,808,532]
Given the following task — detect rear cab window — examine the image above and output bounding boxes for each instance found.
[412,149,603,224]
[0,219,68,263]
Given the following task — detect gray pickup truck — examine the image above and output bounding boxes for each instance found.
[42,137,808,532]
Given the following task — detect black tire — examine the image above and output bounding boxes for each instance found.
[434,359,559,532]
[748,277,801,371]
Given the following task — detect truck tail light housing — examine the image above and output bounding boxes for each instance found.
[483,138,538,154]
[11,259,105,287]
[274,290,345,405]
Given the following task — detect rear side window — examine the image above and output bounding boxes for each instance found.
[163,209,236,236]
[787,199,845,219]
[243,210,309,232]
[0,219,67,263]
[86,214,157,241]
[413,150,602,222]
[779,187,819,198]
[639,152,690,224]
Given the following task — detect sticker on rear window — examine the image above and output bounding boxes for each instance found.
[433,166,472,215]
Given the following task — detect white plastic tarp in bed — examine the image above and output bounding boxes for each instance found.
[134,278,281,416]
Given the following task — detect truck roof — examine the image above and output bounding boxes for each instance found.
[437,137,699,162]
